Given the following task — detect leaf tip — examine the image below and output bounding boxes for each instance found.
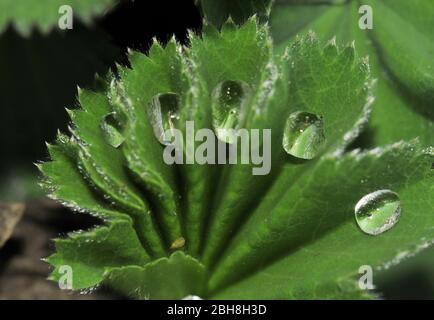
[328,36,337,47]
[65,107,75,120]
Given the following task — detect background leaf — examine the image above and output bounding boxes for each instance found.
[0,0,118,35]
[269,0,434,147]
[198,0,273,27]
[40,19,434,299]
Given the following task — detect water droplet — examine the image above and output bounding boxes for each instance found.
[183,295,203,300]
[101,113,125,148]
[355,190,401,235]
[282,111,325,159]
[212,80,250,144]
[148,93,180,145]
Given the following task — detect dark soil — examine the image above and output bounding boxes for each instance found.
[0,199,120,300]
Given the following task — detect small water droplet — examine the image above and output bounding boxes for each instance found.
[212,80,250,144]
[355,190,401,235]
[282,111,325,159]
[101,113,125,148]
[148,93,180,145]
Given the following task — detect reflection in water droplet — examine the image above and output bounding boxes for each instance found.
[282,111,325,160]
[212,80,250,144]
[183,295,203,300]
[148,93,180,145]
[101,113,125,148]
[355,190,401,236]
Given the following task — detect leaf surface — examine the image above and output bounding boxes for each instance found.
[201,30,372,266]
[211,142,434,298]
[48,218,150,290]
[269,0,434,146]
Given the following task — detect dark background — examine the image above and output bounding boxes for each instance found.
[0,0,202,200]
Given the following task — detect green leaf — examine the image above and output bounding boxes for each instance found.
[269,0,434,146]
[191,20,279,263]
[47,218,151,290]
[40,19,434,299]
[115,41,185,251]
[210,142,434,298]
[0,0,118,35]
[106,251,206,299]
[198,0,273,27]
[39,133,125,221]
[201,30,372,266]
[70,89,147,215]
[69,89,167,257]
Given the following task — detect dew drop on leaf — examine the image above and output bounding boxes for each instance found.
[182,295,203,300]
[282,111,325,159]
[101,112,125,148]
[355,190,401,235]
[148,93,180,145]
[212,80,250,144]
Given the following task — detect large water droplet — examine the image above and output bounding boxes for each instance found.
[212,80,250,144]
[148,93,180,145]
[282,111,325,160]
[101,113,125,148]
[355,190,401,236]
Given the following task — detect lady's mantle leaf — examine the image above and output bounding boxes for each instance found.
[0,0,118,35]
[40,18,434,299]
[210,142,434,298]
[105,251,206,300]
[47,218,150,290]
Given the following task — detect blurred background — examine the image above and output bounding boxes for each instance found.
[0,0,432,299]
